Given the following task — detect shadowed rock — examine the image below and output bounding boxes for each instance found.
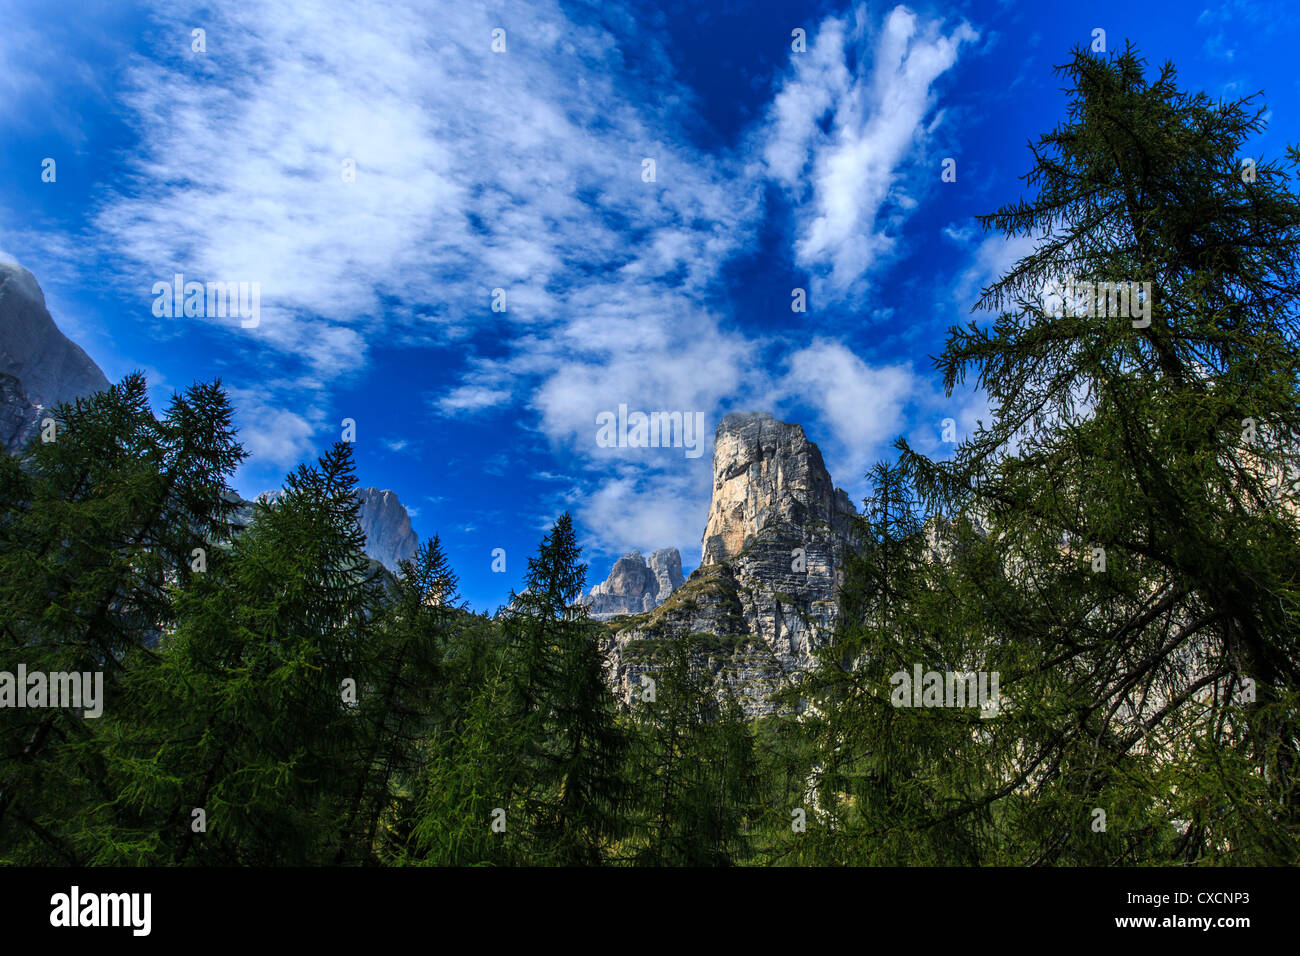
[355,488,419,572]
[0,262,111,452]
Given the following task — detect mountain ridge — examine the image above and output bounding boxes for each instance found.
[596,410,858,715]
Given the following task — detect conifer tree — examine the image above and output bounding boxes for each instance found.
[499,514,628,865]
[890,44,1300,862]
[0,374,243,863]
[777,463,991,864]
[408,643,520,866]
[334,536,461,864]
[83,441,380,864]
[408,514,627,865]
[628,632,761,866]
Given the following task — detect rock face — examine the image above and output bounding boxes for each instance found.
[0,263,111,452]
[647,547,685,599]
[354,488,419,572]
[0,372,41,452]
[583,548,684,620]
[604,412,858,716]
[224,487,418,574]
[702,412,856,565]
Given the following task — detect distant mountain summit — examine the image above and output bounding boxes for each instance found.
[0,264,418,574]
[355,488,419,572]
[600,411,858,715]
[226,487,419,574]
[0,262,110,451]
[582,548,684,620]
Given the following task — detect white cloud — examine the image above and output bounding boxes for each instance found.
[763,6,977,300]
[575,471,711,567]
[21,0,991,551]
[780,338,918,486]
[95,0,758,387]
[943,222,977,244]
[85,0,766,539]
[225,385,319,485]
[435,384,513,415]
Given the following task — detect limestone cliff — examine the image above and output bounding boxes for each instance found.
[604,412,858,715]
[701,412,856,565]
[648,547,685,600]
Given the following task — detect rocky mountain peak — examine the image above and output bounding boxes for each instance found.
[701,410,855,565]
[354,488,419,572]
[582,547,684,620]
[603,412,859,716]
[0,262,111,452]
[647,547,685,597]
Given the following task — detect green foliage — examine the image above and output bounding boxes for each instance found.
[3,43,1297,868]
[498,514,629,864]
[0,373,244,864]
[624,632,761,865]
[84,441,384,865]
[775,43,1300,865]
[406,514,631,865]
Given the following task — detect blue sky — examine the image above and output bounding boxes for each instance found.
[1,0,1296,611]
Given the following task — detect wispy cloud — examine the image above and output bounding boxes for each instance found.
[950,231,1042,314]
[779,338,917,484]
[572,470,713,565]
[20,0,985,555]
[762,6,978,300]
[225,385,320,482]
